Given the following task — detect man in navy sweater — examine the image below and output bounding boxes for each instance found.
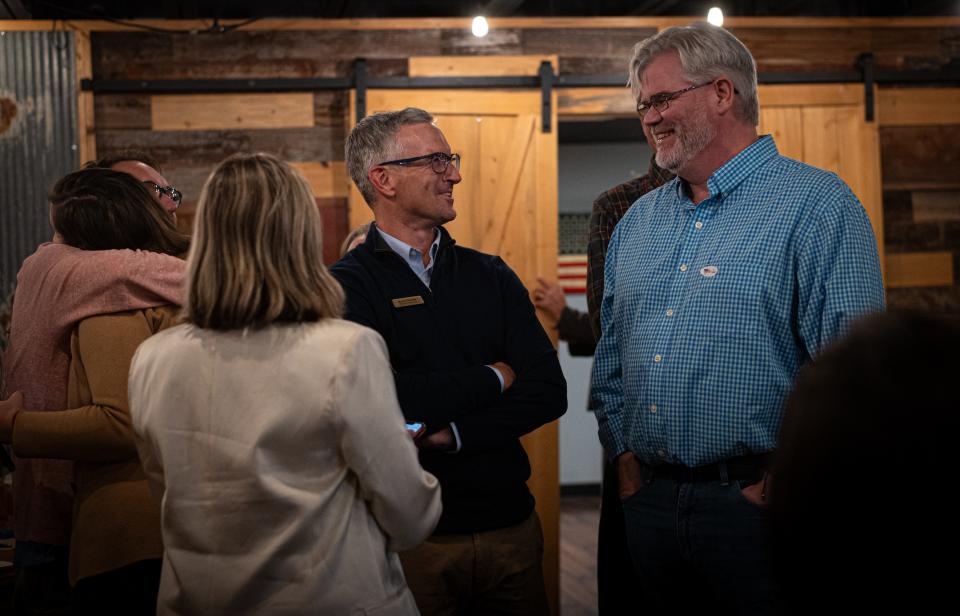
[331,107,566,616]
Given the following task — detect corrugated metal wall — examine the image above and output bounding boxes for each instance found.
[0,30,78,299]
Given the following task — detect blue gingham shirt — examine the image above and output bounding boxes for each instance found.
[591,136,884,466]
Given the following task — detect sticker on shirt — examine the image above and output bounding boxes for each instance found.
[392,295,425,308]
[699,265,719,278]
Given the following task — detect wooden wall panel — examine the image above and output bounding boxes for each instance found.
[758,83,862,107]
[878,88,960,126]
[880,126,960,189]
[758,107,804,161]
[75,29,97,163]
[289,161,349,198]
[886,252,954,288]
[410,55,557,76]
[92,30,446,79]
[557,87,633,117]
[151,93,314,131]
[912,191,960,223]
[730,26,960,73]
[96,125,342,165]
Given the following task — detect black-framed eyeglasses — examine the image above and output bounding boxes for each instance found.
[378,152,461,175]
[142,181,182,208]
[636,81,714,118]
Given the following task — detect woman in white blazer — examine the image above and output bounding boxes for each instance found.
[128,153,441,615]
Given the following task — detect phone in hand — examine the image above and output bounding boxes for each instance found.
[404,422,426,439]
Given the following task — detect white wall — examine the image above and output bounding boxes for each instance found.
[557,294,603,486]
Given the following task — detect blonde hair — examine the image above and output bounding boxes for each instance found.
[185,153,344,330]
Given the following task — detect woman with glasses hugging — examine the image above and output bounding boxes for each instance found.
[126,152,441,615]
[0,167,189,614]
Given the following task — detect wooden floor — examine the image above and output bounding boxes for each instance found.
[560,494,600,616]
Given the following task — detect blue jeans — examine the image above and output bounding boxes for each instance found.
[621,474,780,616]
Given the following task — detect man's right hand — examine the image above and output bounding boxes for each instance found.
[617,452,644,499]
[490,361,516,390]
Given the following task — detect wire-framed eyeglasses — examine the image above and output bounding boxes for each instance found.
[636,81,714,118]
[142,181,183,208]
[378,152,461,174]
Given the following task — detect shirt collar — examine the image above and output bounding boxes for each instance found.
[674,134,779,202]
[377,226,440,265]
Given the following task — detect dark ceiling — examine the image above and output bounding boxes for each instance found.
[4,0,959,19]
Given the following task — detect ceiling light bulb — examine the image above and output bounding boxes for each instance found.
[707,7,724,27]
[472,16,489,38]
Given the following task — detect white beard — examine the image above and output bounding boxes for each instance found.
[654,103,717,175]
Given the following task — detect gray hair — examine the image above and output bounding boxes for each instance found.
[346,107,435,206]
[627,22,759,126]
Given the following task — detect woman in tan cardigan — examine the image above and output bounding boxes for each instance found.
[0,168,189,614]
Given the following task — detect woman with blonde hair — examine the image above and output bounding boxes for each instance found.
[128,153,441,615]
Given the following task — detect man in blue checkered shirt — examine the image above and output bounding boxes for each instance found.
[591,22,884,614]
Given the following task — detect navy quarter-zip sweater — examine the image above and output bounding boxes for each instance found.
[330,224,567,534]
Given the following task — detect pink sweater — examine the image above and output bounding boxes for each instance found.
[3,243,185,546]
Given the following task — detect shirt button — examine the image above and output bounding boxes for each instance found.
[695,221,704,230]
[653,354,662,363]
[658,449,667,458]
[649,404,657,413]
[665,309,674,317]
[679,264,688,272]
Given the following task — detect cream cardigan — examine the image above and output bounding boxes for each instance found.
[130,319,441,615]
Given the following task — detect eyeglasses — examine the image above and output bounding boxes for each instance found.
[142,181,182,208]
[636,81,714,118]
[378,152,461,175]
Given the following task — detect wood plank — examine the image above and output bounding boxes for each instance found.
[878,88,960,126]
[6,17,960,32]
[557,87,634,117]
[885,252,954,288]
[97,125,342,165]
[759,107,804,161]
[365,90,542,115]
[94,94,152,130]
[912,191,960,223]
[75,29,96,164]
[410,55,557,76]
[288,161,349,198]
[759,84,862,107]
[884,181,960,191]
[150,93,314,131]
[801,106,841,175]
[880,126,960,186]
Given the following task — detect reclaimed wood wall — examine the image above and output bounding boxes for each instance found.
[80,18,960,306]
[878,88,960,310]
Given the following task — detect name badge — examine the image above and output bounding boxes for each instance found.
[392,295,425,308]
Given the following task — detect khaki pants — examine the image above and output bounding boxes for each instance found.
[399,511,549,616]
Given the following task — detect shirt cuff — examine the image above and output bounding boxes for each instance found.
[448,422,462,453]
[486,365,505,393]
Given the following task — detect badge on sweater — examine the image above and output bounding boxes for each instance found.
[392,295,425,308]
